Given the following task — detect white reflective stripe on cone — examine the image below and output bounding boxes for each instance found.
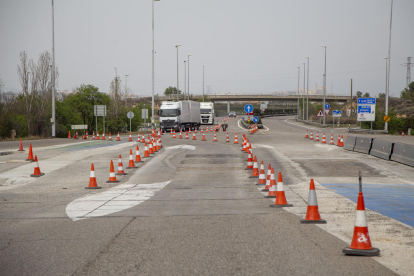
[277,181,284,191]
[355,210,368,227]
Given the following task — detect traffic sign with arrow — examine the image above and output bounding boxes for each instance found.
[244,104,253,115]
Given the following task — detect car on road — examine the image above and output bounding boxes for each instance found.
[229,111,236,118]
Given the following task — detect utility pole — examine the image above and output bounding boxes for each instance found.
[385,0,393,132]
[350,79,353,118]
[51,0,56,138]
[302,62,305,120]
[401,57,413,89]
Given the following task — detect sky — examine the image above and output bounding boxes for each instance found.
[1,0,413,97]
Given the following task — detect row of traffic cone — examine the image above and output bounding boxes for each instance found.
[242,133,378,256]
[305,130,344,146]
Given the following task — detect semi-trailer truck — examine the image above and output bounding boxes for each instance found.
[159,101,201,132]
[200,102,214,125]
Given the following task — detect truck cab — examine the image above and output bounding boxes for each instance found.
[159,101,201,132]
[200,102,214,125]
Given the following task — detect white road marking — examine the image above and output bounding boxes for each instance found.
[66,181,171,221]
[313,143,339,151]
[237,119,248,131]
[251,144,274,149]
[0,142,135,191]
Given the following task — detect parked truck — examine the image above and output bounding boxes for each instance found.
[159,101,201,132]
[200,102,215,125]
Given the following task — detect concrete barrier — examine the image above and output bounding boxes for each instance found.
[390,142,414,167]
[343,136,357,151]
[353,137,373,154]
[370,139,394,161]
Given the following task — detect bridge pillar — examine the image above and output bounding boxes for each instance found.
[227,101,230,113]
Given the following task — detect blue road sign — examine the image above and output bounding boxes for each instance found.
[253,117,259,123]
[358,98,376,105]
[244,104,253,114]
[325,104,330,109]
[332,110,342,115]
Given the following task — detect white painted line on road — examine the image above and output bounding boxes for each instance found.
[0,142,135,191]
[66,180,171,221]
[237,119,248,131]
[313,144,339,151]
[251,144,274,149]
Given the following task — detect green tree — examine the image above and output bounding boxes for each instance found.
[363,92,370,98]
[400,82,414,100]
[164,86,181,96]
[356,91,363,98]
[66,84,110,133]
[197,95,210,102]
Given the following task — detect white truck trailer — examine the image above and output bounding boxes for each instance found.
[200,102,214,125]
[159,101,201,132]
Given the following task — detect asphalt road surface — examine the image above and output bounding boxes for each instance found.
[1,117,413,276]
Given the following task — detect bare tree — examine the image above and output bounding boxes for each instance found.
[109,68,124,118]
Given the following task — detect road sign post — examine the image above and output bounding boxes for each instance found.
[94,105,107,134]
[357,98,376,122]
[127,111,134,132]
[244,104,253,115]
[142,109,148,131]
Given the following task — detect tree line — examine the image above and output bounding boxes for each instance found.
[0,51,150,139]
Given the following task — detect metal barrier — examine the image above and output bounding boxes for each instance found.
[343,136,357,151]
[370,139,394,161]
[353,137,373,154]
[390,142,414,167]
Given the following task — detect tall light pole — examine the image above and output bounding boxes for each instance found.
[203,64,205,102]
[302,62,305,120]
[125,74,129,95]
[51,0,56,138]
[184,60,187,100]
[297,67,300,119]
[384,57,388,129]
[187,54,192,100]
[305,56,309,121]
[151,0,160,125]
[322,45,327,125]
[175,45,181,101]
[385,0,393,132]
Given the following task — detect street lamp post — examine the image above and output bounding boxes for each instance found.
[151,0,160,126]
[302,62,305,120]
[187,54,192,100]
[175,45,181,101]
[125,74,129,95]
[384,57,388,130]
[203,64,205,102]
[385,0,393,132]
[305,56,309,121]
[184,60,187,100]
[322,45,327,125]
[297,67,300,119]
[51,0,56,138]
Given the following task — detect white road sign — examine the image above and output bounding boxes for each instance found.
[316,109,324,117]
[357,98,376,122]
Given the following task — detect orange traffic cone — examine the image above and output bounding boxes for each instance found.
[102,131,106,140]
[256,161,266,185]
[213,132,217,142]
[300,179,326,224]
[141,133,145,143]
[135,145,143,162]
[330,133,334,145]
[128,132,132,142]
[305,129,309,138]
[96,131,100,140]
[270,172,293,207]
[309,131,313,140]
[402,131,405,137]
[26,144,34,162]
[173,131,176,138]
[185,131,189,139]
[188,127,191,134]
[206,127,209,133]
[137,133,141,142]
[322,133,326,144]
[108,132,112,141]
[127,149,137,169]
[261,165,272,191]
[202,133,206,141]
[179,130,183,139]
[211,126,213,132]
[116,132,121,141]
[149,142,154,155]
[250,156,259,178]
[192,132,196,140]
[18,139,25,151]
[68,131,71,139]
[201,127,204,133]
[343,173,379,256]
[106,160,119,183]
[226,133,229,142]
[315,132,320,142]
[242,138,246,151]
[340,135,344,147]
[143,143,150,158]
[85,163,101,189]
[234,133,239,144]
[116,154,127,175]
[30,155,44,177]
[244,139,250,152]
[337,135,341,146]
[246,149,253,170]
[265,168,277,198]
[92,131,95,140]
